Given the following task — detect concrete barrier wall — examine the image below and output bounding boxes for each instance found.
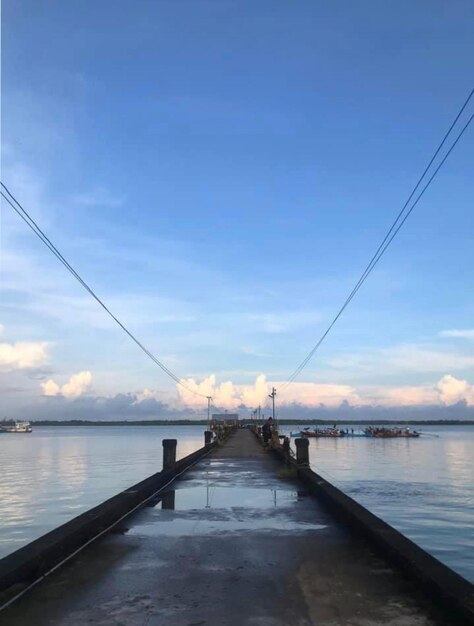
[296,466,474,624]
[253,429,474,624]
[0,439,217,603]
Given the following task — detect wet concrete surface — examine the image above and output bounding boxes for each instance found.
[2,430,450,625]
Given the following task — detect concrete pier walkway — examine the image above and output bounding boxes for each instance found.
[4,429,448,625]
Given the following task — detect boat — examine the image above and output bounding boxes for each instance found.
[364,427,420,438]
[296,427,346,438]
[0,420,33,433]
[289,427,420,439]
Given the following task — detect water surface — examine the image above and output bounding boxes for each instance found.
[283,424,474,582]
[0,425,203,558]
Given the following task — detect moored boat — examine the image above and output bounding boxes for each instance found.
[364,426,420,438]
[0,420,33,433]
[298,427,345,438]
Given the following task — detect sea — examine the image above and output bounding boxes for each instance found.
[0,424,472,582]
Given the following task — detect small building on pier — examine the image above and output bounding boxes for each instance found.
[211,413,239,427]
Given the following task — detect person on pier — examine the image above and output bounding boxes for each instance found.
[262,417,273,445]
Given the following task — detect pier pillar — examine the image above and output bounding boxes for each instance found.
[295,438,309,467]
[162,439,177,471]
[204,430,213,445]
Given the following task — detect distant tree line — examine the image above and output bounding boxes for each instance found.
[30,419,474,426]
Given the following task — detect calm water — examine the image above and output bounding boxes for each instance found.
[282,424,474,582]
[0,426,203,558]
[0,425,473,583]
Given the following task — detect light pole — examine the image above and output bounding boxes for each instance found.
[268,387,276,422]
[206,396,212,431]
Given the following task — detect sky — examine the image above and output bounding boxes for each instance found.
[1,1,473,420]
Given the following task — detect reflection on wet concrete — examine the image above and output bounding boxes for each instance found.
[124,456,331,539]
[161,490,175,510]
[130,484,328,536]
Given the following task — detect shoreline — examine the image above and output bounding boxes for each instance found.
[21,419,474,426]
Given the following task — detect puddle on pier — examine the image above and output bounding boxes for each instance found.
[166,484,300,510]
[127,484,327,537]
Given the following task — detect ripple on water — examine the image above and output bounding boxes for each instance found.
[289,425,474,582]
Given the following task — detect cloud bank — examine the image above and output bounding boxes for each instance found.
[2,366,473,421]
[32,369,474,417]
[41,371,92,398]
[175,373,474,410]
[2,328,474,421]
[0,340,49,371]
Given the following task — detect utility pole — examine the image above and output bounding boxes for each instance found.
[258,405,261,422]
[268,387,276,422]
[206,396,212,431]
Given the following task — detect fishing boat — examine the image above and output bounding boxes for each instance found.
[289,427,420,439]
[364,427,420,438]
[0,420,33,433]
[295,427,345,438]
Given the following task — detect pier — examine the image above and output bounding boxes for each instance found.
[1,428,473,625]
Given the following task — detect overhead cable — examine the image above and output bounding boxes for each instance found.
[0,183,207,398]
[280,88,474,390]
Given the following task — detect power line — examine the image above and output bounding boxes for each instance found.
[280,88,474,390]
[0,183,208,398]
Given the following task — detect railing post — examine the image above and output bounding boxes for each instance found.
[205,430,213,445]
[162,439,177,471]
[295,438,309,467]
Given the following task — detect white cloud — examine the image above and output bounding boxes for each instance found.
[133,387,176,404]
[359,384,438,407]
[440,329,474,340]
[177,374,271,409]
[41,371,92,398]
[278,382,361,407]
[0,340,49,371]
[176,375,360,410]
[288,375,474,408]
[436,374,474,406]
[174,373,474,410]
[62,371,93,397]
[42,379,60,396]
[135,388,158,402]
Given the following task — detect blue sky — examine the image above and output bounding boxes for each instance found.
[1,1,473,419]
